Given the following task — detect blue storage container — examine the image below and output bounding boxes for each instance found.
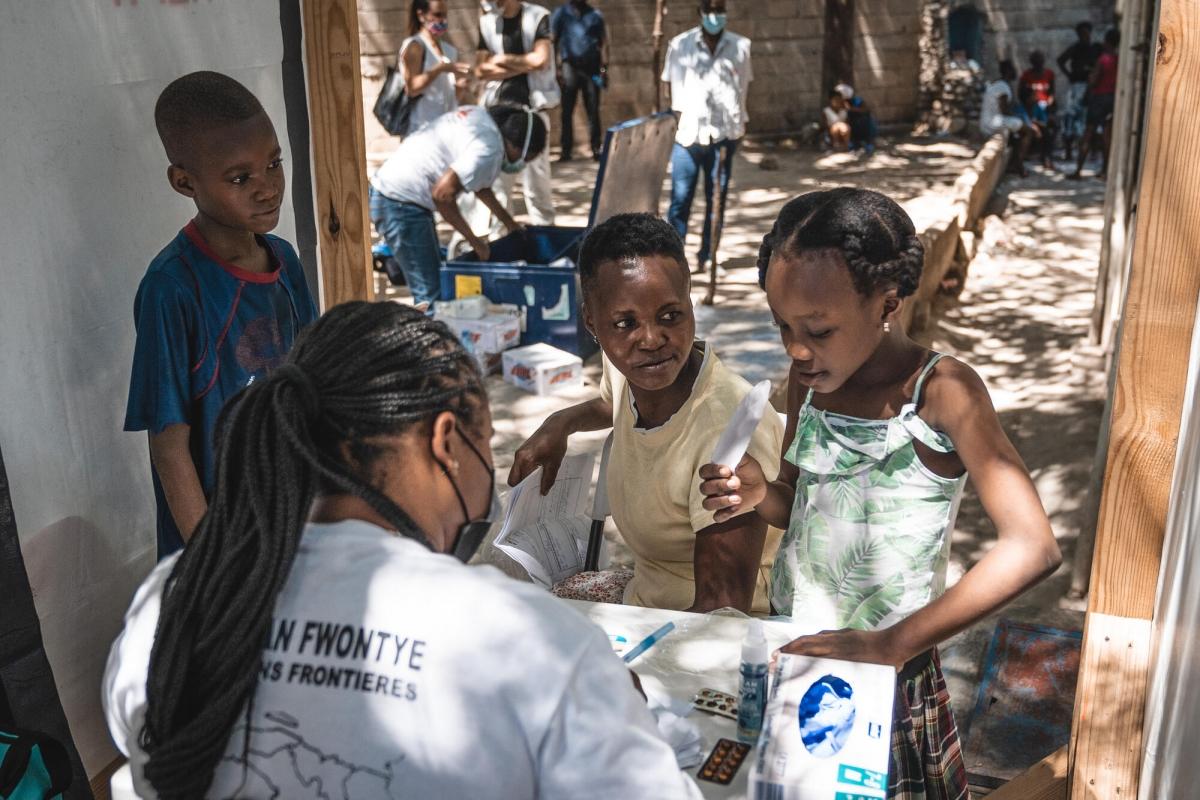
[441,112,678,358]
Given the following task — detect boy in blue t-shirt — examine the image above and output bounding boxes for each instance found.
[125,71,318,559]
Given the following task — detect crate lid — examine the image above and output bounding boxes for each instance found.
[587,112,679,228]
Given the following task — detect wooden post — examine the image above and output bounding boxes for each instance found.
[1069,2,1200,797]
[302,0,373,309]
[652,0,668,112]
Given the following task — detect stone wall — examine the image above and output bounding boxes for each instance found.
[959,0,1115,83]
[851,0,921,125]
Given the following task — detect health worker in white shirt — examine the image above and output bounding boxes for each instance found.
[662,0,752,273]
[368,104,544,310]
[103,301,704,800]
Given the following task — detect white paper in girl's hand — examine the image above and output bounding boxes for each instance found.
[710,380,773,469]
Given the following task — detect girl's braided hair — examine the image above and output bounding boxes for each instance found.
[140,301,485,799]
[757,188,925,298]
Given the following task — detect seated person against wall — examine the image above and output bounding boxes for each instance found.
[1015,85,1052,171]
[980,60,1034,177]
[104,301,702,799]
[834,82,877,155]
[823,90,851,151]
[508,213,784,614]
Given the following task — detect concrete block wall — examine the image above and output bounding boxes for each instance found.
[358,0,836,160]
[852,0,921,123]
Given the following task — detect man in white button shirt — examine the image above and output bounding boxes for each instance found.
[661,0,752,273]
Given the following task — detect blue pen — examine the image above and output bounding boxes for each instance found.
[622,622,676,664]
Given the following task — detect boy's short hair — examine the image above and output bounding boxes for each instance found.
[155,71,266,165]
[578,213,687,297]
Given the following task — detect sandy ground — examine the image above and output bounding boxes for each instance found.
[374,136,1108,783]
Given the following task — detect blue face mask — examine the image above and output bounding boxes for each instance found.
[700,12,726,35]
[502,109,535,174]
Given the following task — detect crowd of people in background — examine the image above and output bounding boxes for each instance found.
[979,21,1120,179]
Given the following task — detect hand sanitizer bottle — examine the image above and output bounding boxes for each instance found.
[736,620,769,744]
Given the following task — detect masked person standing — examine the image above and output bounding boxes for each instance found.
[662,0,752,275]
[104,302,705,800]
[474,0,559,227]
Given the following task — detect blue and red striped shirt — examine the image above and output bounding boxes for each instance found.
[124,222,318,558]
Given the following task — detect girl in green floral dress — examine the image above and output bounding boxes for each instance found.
[699,188,1062,800]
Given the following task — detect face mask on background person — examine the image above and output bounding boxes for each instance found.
[427,19,449,36]
[700,12,727,35]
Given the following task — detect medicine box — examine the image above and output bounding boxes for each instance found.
[502,343,584,396]
[439,312,521,375]
[751,654,895,800]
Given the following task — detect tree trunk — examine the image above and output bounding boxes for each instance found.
[822,0,855,96]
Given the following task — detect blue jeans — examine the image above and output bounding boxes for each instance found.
[369,187,442,307]
[667,139,738,266]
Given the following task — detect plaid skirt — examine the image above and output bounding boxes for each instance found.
[889,648,970,800]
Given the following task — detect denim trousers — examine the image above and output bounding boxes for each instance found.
[667,138,738,265]
[369,187,442,308]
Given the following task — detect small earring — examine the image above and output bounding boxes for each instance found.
[883,321,891,333]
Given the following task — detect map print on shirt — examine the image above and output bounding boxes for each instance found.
[221,711,406,800]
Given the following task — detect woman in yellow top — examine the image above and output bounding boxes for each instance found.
[509,213,783,613]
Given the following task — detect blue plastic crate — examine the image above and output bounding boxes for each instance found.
[441,112,677,359]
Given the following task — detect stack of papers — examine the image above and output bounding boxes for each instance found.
[493,453,596,587]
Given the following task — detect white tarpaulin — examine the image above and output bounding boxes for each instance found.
[0,0,312,776]
[1139,296,1200,799]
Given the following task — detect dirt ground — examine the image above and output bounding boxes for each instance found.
[374,135,1108,784]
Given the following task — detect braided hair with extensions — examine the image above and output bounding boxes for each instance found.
[140,301,485,799]
[757,187,925,299]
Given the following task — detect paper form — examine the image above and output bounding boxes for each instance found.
[493,452,596,587]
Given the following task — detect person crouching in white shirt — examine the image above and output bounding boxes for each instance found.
[662,0,752,274]
[103,301,702,800]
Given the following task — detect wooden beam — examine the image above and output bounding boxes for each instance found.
[303,0,373,309]
[1069,2,1200,796]
[1083,0,1200,624]
[1069,614,1154,799]
[987,746,1068,800]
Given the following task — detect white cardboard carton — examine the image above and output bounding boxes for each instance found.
[751,654,895,800]
[433,295,489,320]
[441,313,521,355]
[502,343,584,395]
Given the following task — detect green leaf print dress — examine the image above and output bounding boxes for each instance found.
[770,354,967,631]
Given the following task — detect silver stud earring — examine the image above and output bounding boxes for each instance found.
[883,321,891,333]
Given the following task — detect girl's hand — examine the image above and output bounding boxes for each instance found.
[780,628,907,672]
[508,417,570,495]
[698,454,768,523]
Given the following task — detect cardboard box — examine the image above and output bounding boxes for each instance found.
[751,654,895,800]
[440,313,521,357]
[502,343,584,395]
[433,295,489,320]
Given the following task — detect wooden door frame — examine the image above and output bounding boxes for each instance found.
[302,0,374,309]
